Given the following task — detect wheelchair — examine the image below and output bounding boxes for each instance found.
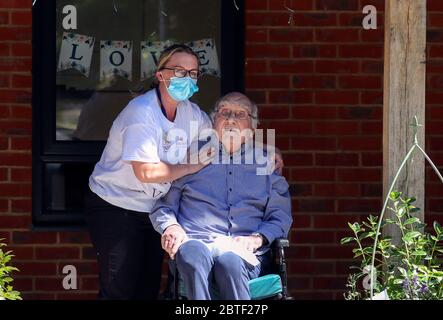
[161,238,292,300]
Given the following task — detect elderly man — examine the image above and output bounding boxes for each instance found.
[149,92,292,300]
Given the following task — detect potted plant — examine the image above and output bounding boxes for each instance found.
[0,239,22,300]
[341,191,443,300]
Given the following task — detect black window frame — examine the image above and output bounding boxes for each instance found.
[32,0,245,229]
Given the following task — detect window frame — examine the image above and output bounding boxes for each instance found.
[32,0,245,228]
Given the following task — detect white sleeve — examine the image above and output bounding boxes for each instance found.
[121,123,161,163]
[198,109,212,132]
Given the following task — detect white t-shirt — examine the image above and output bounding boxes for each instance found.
[89,88,211,213]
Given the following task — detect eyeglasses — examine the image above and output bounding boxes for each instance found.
[161,67,200,79]
[215,108,256,121]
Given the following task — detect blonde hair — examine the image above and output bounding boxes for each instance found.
[151,44,200,88]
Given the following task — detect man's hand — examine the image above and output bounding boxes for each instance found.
[162,224,188,259]
[232,235,263,253]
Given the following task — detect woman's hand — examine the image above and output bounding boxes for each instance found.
[162,224,188,259]
[197,144,215,165]
[181,144,215,176]
[186,143,215,165]
[274,147,284,175]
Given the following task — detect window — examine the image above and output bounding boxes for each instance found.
[32,0,245,227]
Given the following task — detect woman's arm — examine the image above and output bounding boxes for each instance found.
[131,143,215,183]
[131,161,204,184]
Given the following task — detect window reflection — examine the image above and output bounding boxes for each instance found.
[45,163,95,211]
[55,0,221,141]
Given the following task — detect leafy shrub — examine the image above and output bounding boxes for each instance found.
[341,192,443,300]
[0,239,22,300]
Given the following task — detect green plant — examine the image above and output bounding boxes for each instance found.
[341,191,443,300]
[0,239,22,300]
[341,117,443,299]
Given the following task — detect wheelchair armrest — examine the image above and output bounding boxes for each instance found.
[272,238,289,249]
[271,238,289,265]
[271,237,291,299]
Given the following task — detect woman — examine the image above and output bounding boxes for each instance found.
[85,44,284,300]
[85,44,213,300]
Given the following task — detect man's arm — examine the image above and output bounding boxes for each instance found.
[232,174,292,254]
[149,180,188,259]
[149,180,182,234]
[256,173,293,246]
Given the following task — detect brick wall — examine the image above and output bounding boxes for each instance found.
[0,0,97,300]
[245,0,443,300]
[0,0,442,300]
[426,1,443,236]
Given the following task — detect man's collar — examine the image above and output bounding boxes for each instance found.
[217,140,253,157]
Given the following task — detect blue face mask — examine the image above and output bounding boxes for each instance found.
[166,76,199,101]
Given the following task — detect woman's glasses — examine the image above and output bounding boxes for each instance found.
[162,67,200,79]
